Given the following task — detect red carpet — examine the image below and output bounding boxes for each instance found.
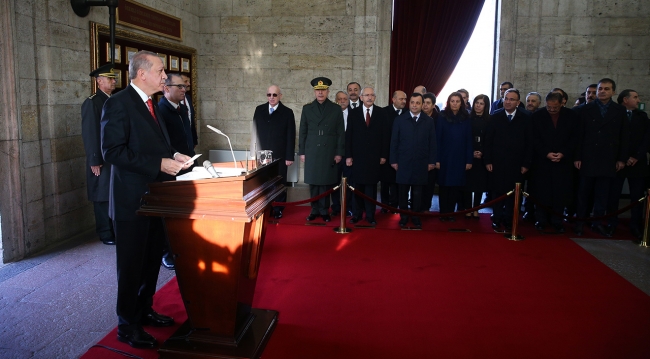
[84,210,650,358]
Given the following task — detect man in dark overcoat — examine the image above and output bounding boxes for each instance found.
[531,92,578,233]
[605,89,650,238]
[484,88,533,231]
[346,86,390,225]
[81,63,117,245]
[101,51,193,348]
[298,77,345,222]
[573,78,629,237]
[180,74,198,148]
[390,93,437,228]
[381,90,407,212]
[252,84,296,218]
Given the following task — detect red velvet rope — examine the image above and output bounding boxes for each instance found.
[271,186,339,206]
[349,185,512,218]
[523,193,645,222]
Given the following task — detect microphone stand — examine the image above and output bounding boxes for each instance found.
[206,125,238,168]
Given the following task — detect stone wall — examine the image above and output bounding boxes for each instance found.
[195,0,392,159]
[496,0,650,105]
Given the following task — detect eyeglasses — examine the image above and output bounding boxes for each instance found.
[167,84,187,90]
[267,93,279,97]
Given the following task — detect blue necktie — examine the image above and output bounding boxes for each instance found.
[270,107,274,115]
[627,111,632,121]
[507,114,513,121]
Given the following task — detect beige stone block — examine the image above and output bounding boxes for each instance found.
[571,17,609,36]
[214,55,252,69]
[541,0,559,16]
[216,101,240,119]
[17,41,35,80]
[515,35,539,58]
[200,16,221,34]
[41,139,52,164]
[204,34,239,56]
[232,0,272,16]
[15,0,35,16]
[37,79,87,106]
[16,14,34,43]
[271,0,347,16]
[41,163,56,198]
[303,16,353,33]
[538,58,564,73]
[591,0,638,18]
[498,7,518,42]
[250,17,305,33]
[551,73,580,93]
[276,69,316,91]
[22,141,42,168]
[558,0,588,15]
[50,136,84,162]
[565,58,608,75]
[200,0,232,15]
[21,106,39,142]
[250,55,290,69]
[376,0,392,31]
[36,46,62,81]
[35,22,87,51]
[288,55,352,70]
[541,17,571,35]
[354,16,377,33]
[516,0,531,17]
[221,17,250,33]
[200,100,218,119]
[61,49,89,81]
[613,75,650,95]
[594,35,649,60]
[24,200,45,246]
[609,17,650,35]
[554,35,594,59]
[274,33,353,56]
[608,60,650,75]
[516,16,541,36]
[197,68,218,88]
[58,187,87,214]
[538,35,556,58]
[220,118,251,134]
[23,166,43,203]
[238,34,274,56]
[56,206,94,239]
[228,87,255,103]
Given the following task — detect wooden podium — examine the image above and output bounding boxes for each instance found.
[138,160,283,359]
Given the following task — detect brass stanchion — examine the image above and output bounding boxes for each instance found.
[334,177,352,234]
[639,189,650,247]
[506,182,524,241]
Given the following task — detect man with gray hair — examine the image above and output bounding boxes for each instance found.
[101,50,193,348]
[526,92,542,112]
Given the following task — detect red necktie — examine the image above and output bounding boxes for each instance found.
[365,108,371,127]
[146,99,160,126]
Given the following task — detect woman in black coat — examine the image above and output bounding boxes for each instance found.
[463,95,490,218]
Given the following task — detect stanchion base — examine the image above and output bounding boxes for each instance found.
[354,224,376,229]
[493,229,507,234]
[635,240,649,248]
[305,222,326,226]
[505,234,525,241]
[333,227,352,233]
[449,228,471,232]
[401,226,422,231]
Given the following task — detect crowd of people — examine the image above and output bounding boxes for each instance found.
[291,77,648,238]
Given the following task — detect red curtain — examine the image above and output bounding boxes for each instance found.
[389,0,486,100]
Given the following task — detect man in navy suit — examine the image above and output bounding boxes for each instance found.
[380,90,407,212]
[101,50,193,349]
[573,78,629,237]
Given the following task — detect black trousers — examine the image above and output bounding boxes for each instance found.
[492,189,514,224]
[272,188,287,214]
[463,191,484,211]
[607,176,646,229]
[439,186,464,214]
[310,184,333,215]
[399,184,423,220]
[353,183,378,220]
[93,201,114,241]
[421,170,437,211]
[380,180,399,208]
[114,217,165,330]
[576,176,612,227]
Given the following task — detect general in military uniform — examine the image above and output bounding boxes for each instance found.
[81,63,117,245]
[298,77,345,222]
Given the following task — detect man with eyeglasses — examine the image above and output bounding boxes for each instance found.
[180,74,198,148]
[490,81,525,114]
[82,63,118,246]
[158,74,195,169]
[251,85,296,219]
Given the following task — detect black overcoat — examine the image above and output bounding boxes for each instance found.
[574,100,629,177]
[390,112,437,185]
[617,109,650,179]
[252,101,296,180]
[158,97,195,158]
[530,107,578,201]
[483,109,533,193]
[345,105,390,184]
[81,90,111,202]
[380,105,402,183]
[465,115,489,192]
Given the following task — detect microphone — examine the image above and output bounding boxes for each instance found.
[202,160,219,178]
[207,125,238,168]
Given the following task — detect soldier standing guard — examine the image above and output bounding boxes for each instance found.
[81,63,117,245]
[299,77,346,222]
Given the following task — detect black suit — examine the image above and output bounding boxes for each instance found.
[81,90,114,242]
[252,101,296,212]
[158,97,195,169]
[607,109,650,230]
[531,107,578,226]
[484,108,533,224]
[101,84,176,331]
[345,105,390,220]
[380,105,402,208]
[183,94,198,146]
[574,100,629,227]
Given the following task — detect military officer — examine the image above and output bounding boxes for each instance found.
[81,63,118,245]
[299,77,346,222]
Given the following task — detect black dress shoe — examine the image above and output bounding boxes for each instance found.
[534,222,546,231]
[161,254,175,270]
[522,211,534,222]
[412,218,422,227]
[366,218,377,225]
[273,211,283,219]
[117,327,157,348]
[142,311,175,327]
[439,217,448,222]
[491,222,501,230]
[504,222,512,231]
[574,224,584,236]
[306,214,317,221]
[630,227,642,239]
[447,216,456,222]
[592,224,612,238]
[350,216,361,224]
[101,238,116,245]
[331,210,340,216]
[553,224,565,234]
[605,224,616,237]
[322,214,331,222]
[399,217,408,227]
[380,208,389,214]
